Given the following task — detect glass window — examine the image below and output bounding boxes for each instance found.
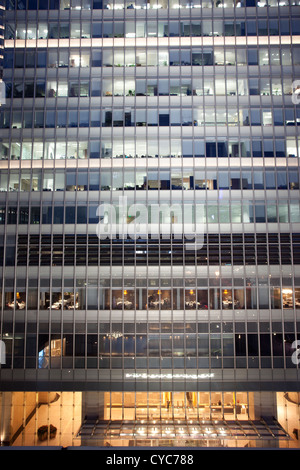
[265,171,275,189]
[248,49,258,65]
[277,171,287,189]
[92,22,102,38]
[267,203,277,222]
[258,287,269,309]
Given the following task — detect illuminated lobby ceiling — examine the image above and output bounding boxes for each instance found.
[76,417,290,442]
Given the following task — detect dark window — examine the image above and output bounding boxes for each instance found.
[247,334,259,356]
[260,334,271,356]
[235,334,246,356]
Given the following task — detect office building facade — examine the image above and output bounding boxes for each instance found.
[0,0,300,448]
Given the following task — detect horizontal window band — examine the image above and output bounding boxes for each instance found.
[5,35,300,48]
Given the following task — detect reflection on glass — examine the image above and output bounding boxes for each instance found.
[38,338,66,369]
[222,289,232,309]
[148,290,171,309]
[282,288,293,309]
